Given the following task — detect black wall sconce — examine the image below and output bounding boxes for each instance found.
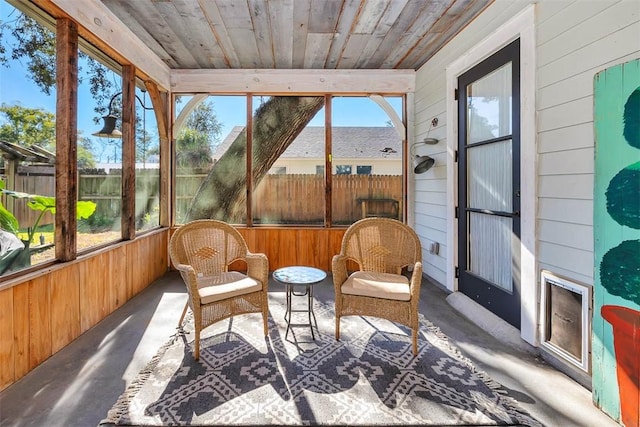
[92,91,153,138]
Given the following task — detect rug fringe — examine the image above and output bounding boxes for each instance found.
[418,314,543,427]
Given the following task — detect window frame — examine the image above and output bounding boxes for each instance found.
[171,93,407,228]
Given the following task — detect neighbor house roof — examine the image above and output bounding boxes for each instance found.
[215,126,402,160]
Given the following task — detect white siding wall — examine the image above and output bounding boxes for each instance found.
[536,0,640,283]
[413,0,639,334]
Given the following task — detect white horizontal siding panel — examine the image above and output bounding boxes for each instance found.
[538,122,594,153]
[414,188,447,206]
[414,178,447,193]
[537,96,593,132]
[415,113,446,137]
[415,213,447,233]
[538,174,593,199]
[424,264,446,286]
[423,250,447,272]
[415,201,447,219]
[413,147,447,162]
[537,69,593,110]
[415,98,446,122]
[537,241,593,279]
[538,22,640,87]
[415,104,443,125]
[414,92,443,114]
[539,219,594,252]
[415,224,446,246]
[537,0,622,59]
[413,169,446,188]
[535,0,575,27]
[537,262,593,287]
[538,198,593,226]
[415,71,447,97]
[416,215,447,233]
[538,147,594,175]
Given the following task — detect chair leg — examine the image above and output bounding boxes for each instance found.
[178,301,189,328]
[335,315,341,341]
[262,310,268,336]
[194,325,201,360]
[412,328,418,356]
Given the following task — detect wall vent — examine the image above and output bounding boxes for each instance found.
[540,270,592,373]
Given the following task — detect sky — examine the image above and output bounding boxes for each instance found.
[0,1,403,162]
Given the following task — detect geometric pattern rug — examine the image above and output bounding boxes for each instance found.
[100,297,543,426]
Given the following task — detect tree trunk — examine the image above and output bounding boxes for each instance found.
[186,96,325,221]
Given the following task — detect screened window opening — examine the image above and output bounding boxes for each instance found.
[172,94,406,227]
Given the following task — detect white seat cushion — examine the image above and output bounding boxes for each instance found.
[197,271,262,304]
[341,271,410,301]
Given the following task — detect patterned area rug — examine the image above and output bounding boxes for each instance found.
[100,297,542,426]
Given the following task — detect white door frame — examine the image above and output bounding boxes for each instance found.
[445,5,538,345]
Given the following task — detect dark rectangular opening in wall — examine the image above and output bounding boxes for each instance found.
[546,284,582,360]
[541,270,591,373]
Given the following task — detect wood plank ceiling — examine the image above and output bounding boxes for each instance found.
[100,0,492,70]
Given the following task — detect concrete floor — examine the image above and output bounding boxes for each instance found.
[0,271,620,427]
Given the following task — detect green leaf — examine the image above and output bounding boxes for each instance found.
[1,189,96,228]
[0,181,19,234]
[0,204,19,234]
[26,195,56,212]
[77,201,97,219]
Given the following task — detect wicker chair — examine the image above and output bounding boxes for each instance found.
[333,217,423,355]
[169,219,269,359]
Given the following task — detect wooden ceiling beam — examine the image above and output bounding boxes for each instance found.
[32,0,171,91]
[170,69,415,94]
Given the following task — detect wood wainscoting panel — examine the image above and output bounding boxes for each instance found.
[50,266,81,354]
[295,229,328,271]
[108,246,127,309]
[1,229,170,391]
[0,287,14,391]
[127,231,169,296]
[127,235,147,297]
[236,227,347,272]
[79,253,107,333]
[28,277,52,370]
[12,284,29,381]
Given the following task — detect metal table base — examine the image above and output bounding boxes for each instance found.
[273,266,327,340]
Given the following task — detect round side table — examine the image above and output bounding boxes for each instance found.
[272,266,327,340]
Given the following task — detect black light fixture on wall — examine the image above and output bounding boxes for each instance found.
[92,90,153,138]
[411,118,439,174]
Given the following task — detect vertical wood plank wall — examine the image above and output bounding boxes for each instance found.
[0,230,169,391]
[237,227,347,272]
[1,227,345,392]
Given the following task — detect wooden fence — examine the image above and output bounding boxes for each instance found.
[4,171,402,228]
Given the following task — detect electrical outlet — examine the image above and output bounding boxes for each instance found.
[429,242,440,255]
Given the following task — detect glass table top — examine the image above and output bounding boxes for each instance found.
[273,266,327,285]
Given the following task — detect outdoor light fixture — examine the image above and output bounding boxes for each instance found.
[411,137,439,174]
[411,118,439,174]
[92,90,153,138]
[413,154,435,174]
[93,113,122,138]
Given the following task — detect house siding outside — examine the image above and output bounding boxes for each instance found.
[413,0,640,423]
[217,126,402,175]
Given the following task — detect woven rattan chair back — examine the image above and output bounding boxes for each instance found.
[341,217,421,274]
[170,219,248,276]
